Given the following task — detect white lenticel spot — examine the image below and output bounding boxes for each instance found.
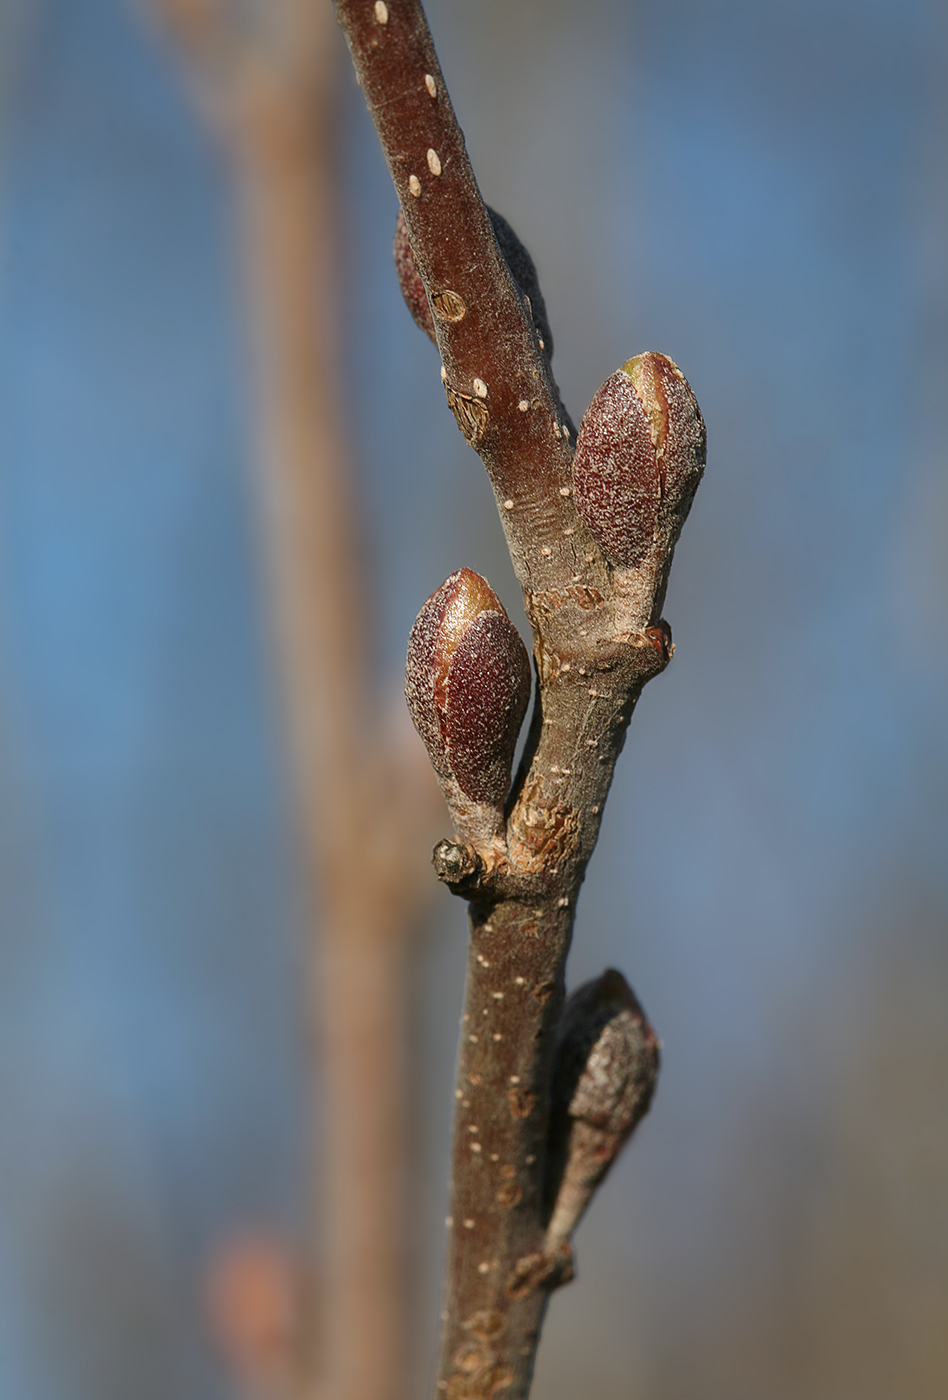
[541,546,552,557]
[510,1074,521,1083]
[563,527,574,536]
[427,148,442,176]
[408,174,421,197]
[558,897,570,908]
[471,1142,482,1152]
[425,73,437,97]
[478,1262,490,1274]
[503,499,514,510]
[473,378,488,398]
[492,1033,502,1042]
[518,400,529,412]
[446,1216,454,1227]
[559,485,571,496]
[374,0,388,22]
[464,1219,475,1229]
[440,364,447,381]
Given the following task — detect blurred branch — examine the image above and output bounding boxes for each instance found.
[334,2,704,1395]
[152,4,437,1400]
[205,1232,298,1400]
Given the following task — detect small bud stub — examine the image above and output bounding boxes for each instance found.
[405,569,531,807]
[571,353,705,568]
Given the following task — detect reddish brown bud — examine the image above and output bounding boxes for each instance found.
[544,970,660,1246]
[645,621,673,663]
[393,210,435,340]
[571,353,705,568]
[405,569,531,807]
[393,207,553,358]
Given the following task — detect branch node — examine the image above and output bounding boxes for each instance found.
[504,1243,574,1301]
[433,839,484,888]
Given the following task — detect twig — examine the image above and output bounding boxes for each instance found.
[334,2,705,1397]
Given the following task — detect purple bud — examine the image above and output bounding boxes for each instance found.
[405,569,531,807]
[571,353,705,568]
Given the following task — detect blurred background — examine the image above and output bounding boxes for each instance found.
[1,0,947,1397]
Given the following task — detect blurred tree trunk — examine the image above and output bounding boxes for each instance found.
[154,5,435,1399]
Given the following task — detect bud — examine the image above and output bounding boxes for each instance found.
[393,210,435,341]
[488,207,554,360]
[571,353,705,569]
[544,970,659,1247]
[393,208,553,358]
[405,569,531,809]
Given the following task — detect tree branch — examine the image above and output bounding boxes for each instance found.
[335,3,705,1397]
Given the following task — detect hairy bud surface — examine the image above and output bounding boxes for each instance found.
[571,353,705,568]
[405,569,531,807]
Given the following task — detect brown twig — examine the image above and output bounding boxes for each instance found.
[334,2,705,1397]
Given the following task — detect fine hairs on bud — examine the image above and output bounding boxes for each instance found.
[571,353,706,569]
[544,970,660,1248]
[405,569,531,810]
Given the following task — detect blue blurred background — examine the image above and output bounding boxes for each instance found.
[1,0,946,1396]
